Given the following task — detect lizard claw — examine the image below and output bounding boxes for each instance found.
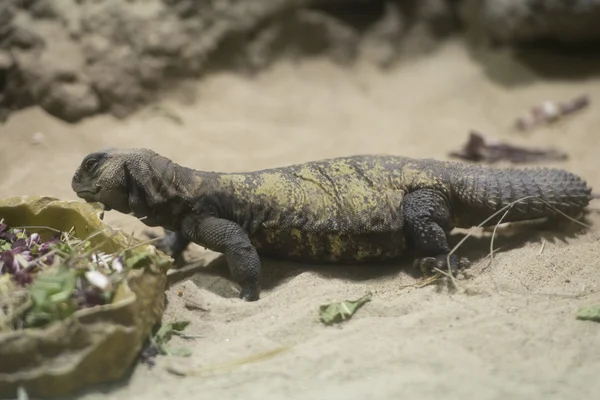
[239,281,260,302]
[414,254,470,277]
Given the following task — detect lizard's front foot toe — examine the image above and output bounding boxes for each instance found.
[239,282,260,302]
[414,254,470,277]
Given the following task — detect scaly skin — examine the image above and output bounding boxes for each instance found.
[71,148,593,301]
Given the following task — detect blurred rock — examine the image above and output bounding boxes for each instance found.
[460,0,600,44]
[11,0,599,124]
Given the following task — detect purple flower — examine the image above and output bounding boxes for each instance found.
[0,251,19,274]
[28,233,41,246]
[37,239,59,255]
[19,251,33,264]
[0,230,16,242]
[11,238,28,253]
[0,223,7,233]
[13,270,33,286]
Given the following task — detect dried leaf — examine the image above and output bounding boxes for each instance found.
[319,292,373,325]
[449,131,568,164]
[514,95,590,132]
[576,305,600,322]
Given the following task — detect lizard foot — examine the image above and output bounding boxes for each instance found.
[239,281,260,302]
[414,254,470,277]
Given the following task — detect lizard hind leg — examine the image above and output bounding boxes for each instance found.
[402,188,470,276]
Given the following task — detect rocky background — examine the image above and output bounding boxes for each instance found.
[1,0,599,124]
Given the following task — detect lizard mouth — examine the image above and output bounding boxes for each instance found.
[75,189,99,201]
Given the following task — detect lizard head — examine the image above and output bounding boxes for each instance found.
[71,148,138,213]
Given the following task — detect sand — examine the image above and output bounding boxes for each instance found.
[1,39,600,400]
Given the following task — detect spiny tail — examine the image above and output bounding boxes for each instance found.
[451,164,593,228]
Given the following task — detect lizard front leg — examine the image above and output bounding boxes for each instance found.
[402,188,469,275]
[181,214,261,301]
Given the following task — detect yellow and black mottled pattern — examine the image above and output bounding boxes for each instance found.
[185,154,593,263]
[193,155,453,263]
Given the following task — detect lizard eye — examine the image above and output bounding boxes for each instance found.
[84,158,99,171]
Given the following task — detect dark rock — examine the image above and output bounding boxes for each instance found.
[9,25,45,49]
[460,0,600,45]
[17,0,599,123]
[38,81,101,122]
[0,51,13,71]
[0,0,463,122]
[27,0,60,19]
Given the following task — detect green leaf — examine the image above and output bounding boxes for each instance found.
[319,292,373,325]
[123,251,152,269]
[0,240,11,251]
[29,286,49,305]
[120,249,171,273]
[170,320,191,332]
[50,241,76,257]
[149,320,193,358]
[576,305,600,322]
[154,320,191,345]
[23,265,78,327]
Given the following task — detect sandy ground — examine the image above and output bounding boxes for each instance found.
[1,39,600,400]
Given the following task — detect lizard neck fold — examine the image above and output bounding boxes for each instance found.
[133,158,227,231]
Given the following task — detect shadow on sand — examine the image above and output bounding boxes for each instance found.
[186,216,591,300]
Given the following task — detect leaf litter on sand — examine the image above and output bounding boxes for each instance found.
[140,320,194,368]
[514,94,590,132]
[319,292,373,325]
[449,131,568,164]
[576,305,600,322]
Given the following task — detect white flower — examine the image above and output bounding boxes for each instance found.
[28,233,40,246]
[111,257,123,273]
[85,270,111,291]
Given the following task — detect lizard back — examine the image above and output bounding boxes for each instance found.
[212,155,421,263]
